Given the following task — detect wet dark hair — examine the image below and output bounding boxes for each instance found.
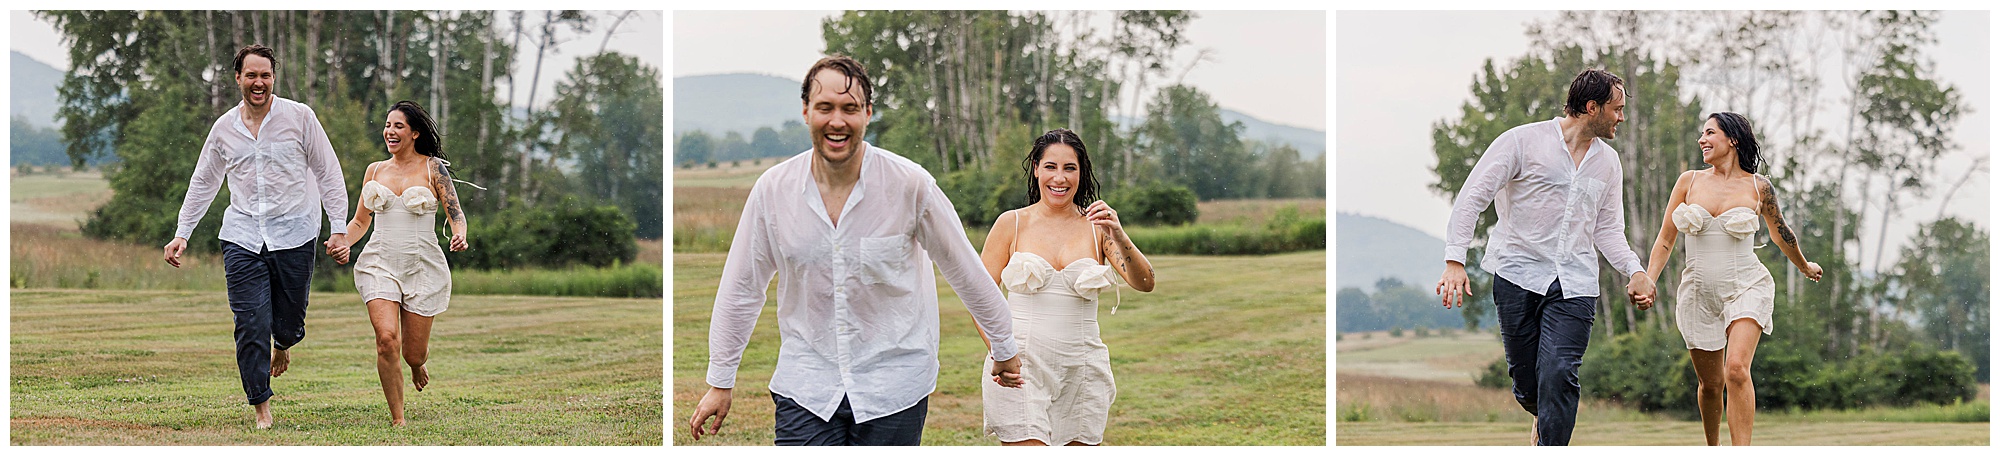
[389,100,444,159]
[233,44,277,75]
[1022,129,1099,208]
[1708,111,1759,174]
[801,55,874,107]
[1564,68,1624,117]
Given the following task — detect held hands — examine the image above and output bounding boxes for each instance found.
[1436,261,1473,309]
[449,233,468,252]
[688,387,733,441]
[162,237,188,268]
[1627,272,1656,310]
[1084,200,1124,234]
[1802,261,1823,282]
[991,354,1025,388]
[324,234,352,265]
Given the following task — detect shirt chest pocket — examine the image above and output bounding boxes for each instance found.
[854,235,914,296]
[1575,177,1607,210]
[262,141,307,174]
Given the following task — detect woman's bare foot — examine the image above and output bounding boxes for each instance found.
[271,349,291,377]
[391,418,406,427]
[254,401,274,429]
[411,364,429,392]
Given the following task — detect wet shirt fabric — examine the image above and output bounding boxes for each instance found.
[706,144,1020,423]
[175,96,350,252]
[1443,118,1645,299]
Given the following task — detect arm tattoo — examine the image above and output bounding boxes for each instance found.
[433,159,466,227]
[1103,235,1131,272]
[1759,176,1797,248]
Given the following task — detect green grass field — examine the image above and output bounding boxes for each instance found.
[10,289,663,445]
[671,251,1327,445]
[1335,330,1991,445]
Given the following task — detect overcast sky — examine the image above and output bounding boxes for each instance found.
[673,10,1327,131]
[1337,10,1990,272]
[9,10,665,110]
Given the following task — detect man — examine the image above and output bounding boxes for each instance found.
[163,44,349,429]
[1435,68,1655,446]
[686,56,1024,446]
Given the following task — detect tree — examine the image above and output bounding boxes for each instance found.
[1891,218,1990,380]
[547,52,665,239]
[1137,84,1249,200]
[675,131,714,168]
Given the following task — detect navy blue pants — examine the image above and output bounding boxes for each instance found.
[221,240,316,405]
[772,394,928,446]
[1494,278,1596,446]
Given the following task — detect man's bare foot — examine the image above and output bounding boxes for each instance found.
[271,349,291,377]
[254,401,274,429]
[411,364,429,392]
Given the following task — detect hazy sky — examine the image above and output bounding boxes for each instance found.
[1337,10,1990,272]
[673,10,1327,130]
[9,10,665,110]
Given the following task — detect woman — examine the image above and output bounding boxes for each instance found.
[1641,112,1821,445]
[978,128,1156,446]
[329,100,468,426]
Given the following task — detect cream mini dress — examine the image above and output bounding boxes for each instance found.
[353,179,452,316]
[983,214,1122,445]
[1672,202,1774,350]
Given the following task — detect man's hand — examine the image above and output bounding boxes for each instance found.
[991,354,1024,388]
[324,234,352,265]
[1436,261,1473,309]
[688,387,732,441]
[1627,272,1656,310]
[163,237,189,268]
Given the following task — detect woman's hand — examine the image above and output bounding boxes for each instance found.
[1084,200,1124,234]
[1803,261,1823,282]
[449,233,468,252]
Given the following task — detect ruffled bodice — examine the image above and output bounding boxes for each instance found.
[1000,252,1120,302]
[1672,203,1758,240]
[361,180,439,215]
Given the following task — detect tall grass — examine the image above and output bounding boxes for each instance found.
[316,263,662,298]
[671,187,748,253]
[13,223,660,298]
[10,223,226,290]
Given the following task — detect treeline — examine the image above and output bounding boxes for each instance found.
[1434,11,1988,388]
[38,11,663,269]
[1337,277,1493,333]
[817,10,1325,227]
[673,120,812,167]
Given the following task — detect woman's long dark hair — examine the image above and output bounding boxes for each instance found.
[1709,111,1758,174]
[391,100,444,159]
[1021,128,1099,209]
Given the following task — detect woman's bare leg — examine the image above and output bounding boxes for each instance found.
[1689,348,1726,446]
[366,299,406,426]
[400,310,435,391]
[1063,441,1098,446]
[1723,318,1763,446]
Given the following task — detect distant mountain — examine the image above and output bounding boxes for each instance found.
[1222,110,1323,160]
[1336,212,1444,292]
[12,51,64,128]
[673,73,802,138]
[673,73,1325,158]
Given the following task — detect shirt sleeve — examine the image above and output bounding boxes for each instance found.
[1443,131,1518,265]
[1592,158,1646,278]
[914,179,1020,362]
[706,183,779,389]
[174,132,226,240]
[302,107,350,235]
